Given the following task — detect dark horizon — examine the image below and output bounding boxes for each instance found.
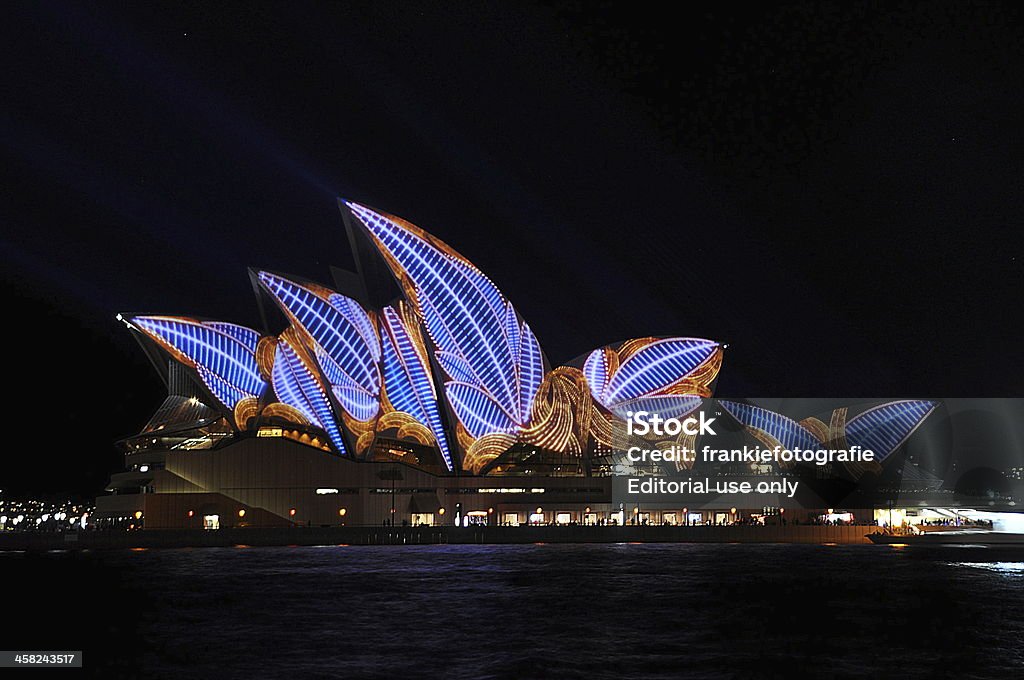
[3,2,1024,497]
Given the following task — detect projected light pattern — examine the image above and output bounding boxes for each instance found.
[346,202,543,444]
[257,271,380,422]
[446,382,518,437]
[126,201,738,473]
[520,366,594,455]
[518,322,545,422]
[583,349,609,399]
[845,400,937,461]
[582,337,721,432]
[122,200,952,482]
[271,334,348,454]
[719,401,822,452]
[330,294,381,362]
[130,316,265,410]
[588,338,720,406]
[205,322,261,349]
[380,305,453,470]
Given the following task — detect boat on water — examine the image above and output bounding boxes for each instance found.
[868,525,1024,546]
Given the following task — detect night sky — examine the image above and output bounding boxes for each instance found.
[3,2,1023,496]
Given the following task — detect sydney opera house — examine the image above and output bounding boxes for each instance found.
[97,201,938,529]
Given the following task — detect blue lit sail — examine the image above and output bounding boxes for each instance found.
[844,400,937,461]
[584,338,720,415]
[518,322,544,420]
[603,338,718,404]
[380,305,454,471]
[583,349,609,400]
[504,303,521,364]
[346,203,544,444]
[205,322,261,350]
[130,316,265,411]
[446,382,518,438]
[271,334,348,455]
[257,271,380,422]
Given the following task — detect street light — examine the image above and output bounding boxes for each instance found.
[377,467,403,526]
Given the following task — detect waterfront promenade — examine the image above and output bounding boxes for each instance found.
[0,524,878,550]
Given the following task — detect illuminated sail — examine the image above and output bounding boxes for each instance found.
[380,304,454,471]
[844,400,937,461]
[271,332,348,454]
[346,202,544,449]
[584,338,720,418]
[129,316,264,411]
[257,271,380,422]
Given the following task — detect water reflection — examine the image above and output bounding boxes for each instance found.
[952,561,1024,575]
[5,544,1024,678]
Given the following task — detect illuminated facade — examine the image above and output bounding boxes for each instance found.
[118,202,723,472]
[98,201,934,528]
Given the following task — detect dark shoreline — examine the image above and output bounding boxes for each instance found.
[0,524,883,550]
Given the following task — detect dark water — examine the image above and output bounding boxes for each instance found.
[3,544,1024,679]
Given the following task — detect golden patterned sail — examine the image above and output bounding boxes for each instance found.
[345,202,547,468]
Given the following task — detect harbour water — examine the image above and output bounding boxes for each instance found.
[4,544,1023,678]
